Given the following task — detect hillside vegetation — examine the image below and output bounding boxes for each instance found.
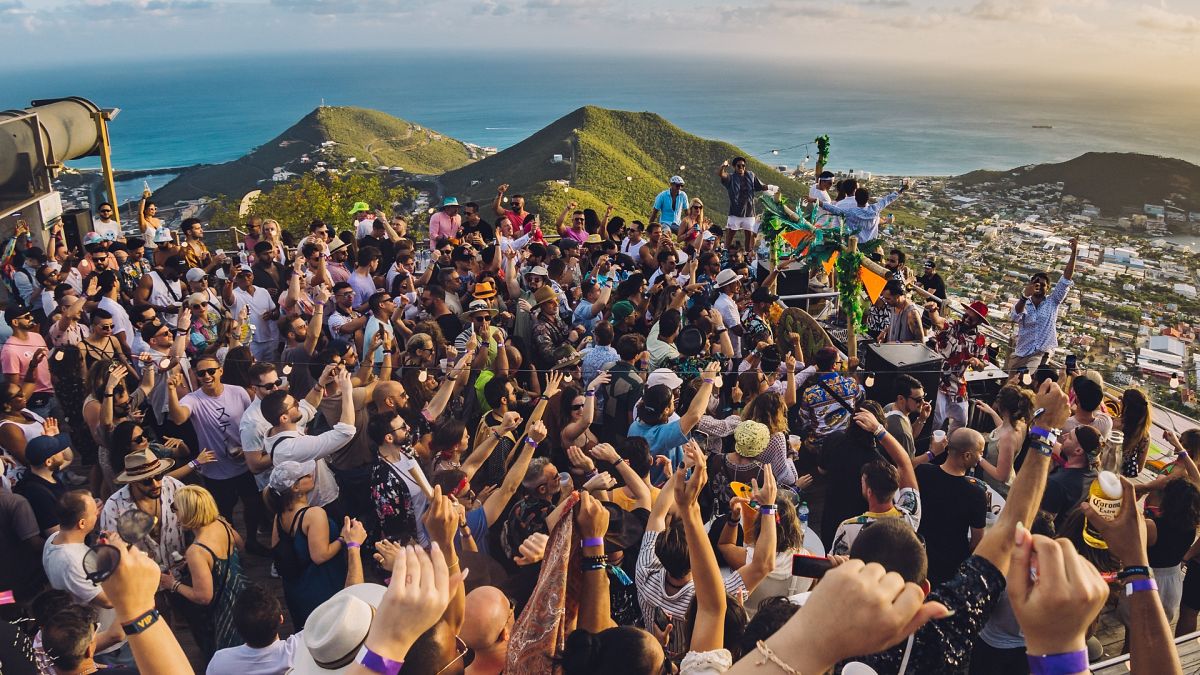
[153,106,476,204]
[439,106,802,224]
[954,152,1200,215]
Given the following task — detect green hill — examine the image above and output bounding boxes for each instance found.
[153,106,479,203]
[954,152,1200,215]
[439,106,803,225]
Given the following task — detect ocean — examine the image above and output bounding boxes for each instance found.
[3,52,1199,178]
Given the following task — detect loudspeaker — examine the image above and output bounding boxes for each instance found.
[61,207,91,252]
[861,342,943,407]
[755,261,809,307]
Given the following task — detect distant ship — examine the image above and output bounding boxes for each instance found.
[1032,125,1053,129]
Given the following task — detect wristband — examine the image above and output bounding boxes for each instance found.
[582,536,604,548]
[925,451,935,463]
[873,427,887,441]
[759,505,778,516]
[525,437,538,446]
[1029,425,1059,446]
[1125,578,1158,595]
[585,389,596,397]
[703,378,714,384]
[1117,565,1152,581]
[189,460,200,470]
[1030,439,1054,458]
[122,608,161,635]
[356,646,404,675]
[345,541,361,549]
[1026,649,1087,675]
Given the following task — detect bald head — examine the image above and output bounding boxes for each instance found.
[947,428,985,469]
[461,586,513,652]
[372,380,405,413]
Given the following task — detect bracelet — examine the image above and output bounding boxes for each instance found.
[1125,578,1158,595]
[925,451,935,462]
[582,536,605,548]
[873,426,886,440]
[356,646,404,675]
[585,389,596,397]
[703,378,714,384]
[171,580,181,594]
[525,437,538,446]
[189,460,200,470]
[1117,565,1152,581]
[582,554,609,572]
[1026,649,1088,675]
[755,640,799,675]
[759,505,778,516]
[345,541,361,549]
[1030,439,1054,458]
[491,429,502,441]
[121,608,161,636]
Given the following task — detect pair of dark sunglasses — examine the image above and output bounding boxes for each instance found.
[257,379,283,390]
[196,367,219,377]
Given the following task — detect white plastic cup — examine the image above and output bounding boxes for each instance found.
[933,430,947,443]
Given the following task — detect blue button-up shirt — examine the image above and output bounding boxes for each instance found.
[1009,277,1073,357]
[819,191,902,243]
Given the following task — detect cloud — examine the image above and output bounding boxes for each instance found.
[1136,4,1200,33]
[965,0,1095,28]
[269,0,418,14]
[474,0,513,15]
[0,0,23,11]
[522,0,592,17]
[863,0,910,7]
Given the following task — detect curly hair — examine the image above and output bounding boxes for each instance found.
[994,385,1035,424]
[744,391,788,435]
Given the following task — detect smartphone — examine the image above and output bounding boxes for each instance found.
[1065,354,1077,372]
[791,554,833,578]
[651,606,671,632]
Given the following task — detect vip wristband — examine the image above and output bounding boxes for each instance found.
[582,536,604,548]
[1029,425,1060,446]
[1117,565,1152,581]
[121,608,161,636]
[1030,439,1054,458]
[1026,649,1088,675]
[356,646,403,675]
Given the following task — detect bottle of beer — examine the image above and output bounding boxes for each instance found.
[1082,471,1123,549]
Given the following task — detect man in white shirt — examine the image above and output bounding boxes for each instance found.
[227,263,281,362]
[241,362,332,489]
[712,269,744,358]
[809,170,836,227]
[620,220,647,259]
[207,584,300,675]
[91,203,123,241]
[260,369,356,511]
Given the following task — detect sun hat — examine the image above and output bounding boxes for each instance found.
[460,299,499,321]
[533,285,557,307]
[964,301,990,324]
[525,265,549,278]
[585,233,603,245]
[328,239,350,255]
[714,268,743,288]
[348,202,371,215]
[268,460,317,493]
[185,268,207,283]
[646,368,683,390]
[83,232,103,246]
[473,279,497,299]
[552,347,583,371]
[290,583,387,674]
[115,447,175,484]
[25,435,69,466]
[734,420,771,458]
[442,197,460,209]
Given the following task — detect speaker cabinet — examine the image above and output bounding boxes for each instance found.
[756,261,809,307]
[861,342,943,407]
[61,207,91,252]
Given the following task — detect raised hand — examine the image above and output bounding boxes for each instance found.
[527,420,548,443]
[853,410,883,435]
[1034,378,1070,429]
[752,463,777,507]
[674,441,707,507]
[340,516,368,546]
[588,443,620,465]
[365,542,464,662]
[543,372,564,399]
[373,538,401,570]
[588,371,611,391]
[422,486,458,549]
[1079,475,1149,568]
[701,360,721,378]
[42,416,59,437]
[583,471,617,492]
[576,491,609,541]
[499,410,523,433]
[1007,532,1107,656]
[195,449,217,465]
[567,445,595,472]
[514,532,548,566]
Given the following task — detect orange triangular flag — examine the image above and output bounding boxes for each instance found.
[821,251,839,276]
[859,266,887,303]
[781,229,812,249]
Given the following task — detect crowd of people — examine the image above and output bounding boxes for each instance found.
[0,165,1194,675]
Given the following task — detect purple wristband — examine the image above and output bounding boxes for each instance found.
[1125,578,1158,595]
[582,536,604,548]
[356,646,403,675]
[1026,649,1087,675]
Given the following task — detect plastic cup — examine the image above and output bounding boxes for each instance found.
[933,430,946,443]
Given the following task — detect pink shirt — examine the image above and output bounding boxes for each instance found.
[1,332,52,394]
[428,212,462,249]
[564,227,589,244]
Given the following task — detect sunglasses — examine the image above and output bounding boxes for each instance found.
[139,476,162,487]
[132,433,147,444]
[472,315,490,324]
[571,403,585,411]
[436,635,472,675]
[572,218,585,223]
[734,163,747,168]
[196,367,219,377]
[256,378,283,390]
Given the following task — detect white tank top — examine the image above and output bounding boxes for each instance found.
[0,409,45,483]
[149,271,183,324]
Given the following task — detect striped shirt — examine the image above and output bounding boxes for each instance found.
[636,530,747,629]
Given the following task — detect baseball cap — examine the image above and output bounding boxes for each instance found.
[185,268,208,283]
[26,435,69,466]
[3,304,32,323]
[646,368,683,390]
[669,175,685,186]
[269,460,317,493]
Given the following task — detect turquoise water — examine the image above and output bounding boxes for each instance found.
[3,52,1197,176]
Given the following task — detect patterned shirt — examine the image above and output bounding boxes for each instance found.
[845,555,1006,674]
[931,320,988,395]
[830,486,921,556]
[1009,277,1072,358]
[100,476,186,567]
[799,373,864,439]
[531,313,570,369]
[741,308,772,351]
[819,191,902,244]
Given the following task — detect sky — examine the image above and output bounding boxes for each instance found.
[1,0,1198,85]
